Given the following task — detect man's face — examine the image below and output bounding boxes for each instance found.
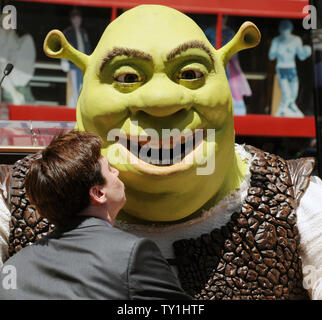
[71,14,82,28]
[99,156,126,219]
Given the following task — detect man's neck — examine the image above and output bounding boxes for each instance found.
[79,205,113,226]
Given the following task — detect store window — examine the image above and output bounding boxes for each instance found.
[0,1,111,108]
[189,13,314,117]
[0,1,318,169]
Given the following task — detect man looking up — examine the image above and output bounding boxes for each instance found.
[0,130,191,300]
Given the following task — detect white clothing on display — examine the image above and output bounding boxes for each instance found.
[0,29,36,104]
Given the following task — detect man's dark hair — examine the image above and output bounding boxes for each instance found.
[25,130,105,227]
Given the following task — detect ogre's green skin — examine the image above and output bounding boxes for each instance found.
[43,5,260,223]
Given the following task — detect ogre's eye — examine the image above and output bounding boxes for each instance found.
[179,69,204,80]
[115,73,140,83]
[112,66,145,93]
[174,63,208,89]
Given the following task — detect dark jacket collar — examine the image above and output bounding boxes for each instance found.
[54,216,108,233]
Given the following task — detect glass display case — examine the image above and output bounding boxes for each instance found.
[0,120,75,164]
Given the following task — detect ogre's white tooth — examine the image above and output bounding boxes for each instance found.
[160,149,171,165]
[172,135,182,146]
[149,138,160,149]
[114,131,126,140]
[162,142,172,149]
[137,136,150,146]
[173,152,182,164]
[127,135,139,143]
[181,131,194,143]
[116,132,127,147]
[194,129,204,147]
[160,136,172,149]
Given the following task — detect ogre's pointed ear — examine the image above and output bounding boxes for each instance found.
[43,30,89,73]
[218,22,261,66]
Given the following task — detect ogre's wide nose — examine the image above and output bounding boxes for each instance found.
[130,73,191,117]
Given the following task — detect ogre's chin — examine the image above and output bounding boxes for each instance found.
[119,173,220,222]
[122,197,198,222]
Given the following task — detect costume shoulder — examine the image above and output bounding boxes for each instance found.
[0,164,12,206]
[296,175,322,299]
[285,156,322,300]
[286,157,315,206]
[0,165,12,267]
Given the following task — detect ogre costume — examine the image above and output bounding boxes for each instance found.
[1,5,322,300]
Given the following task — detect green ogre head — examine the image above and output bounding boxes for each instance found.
[43,5,261,222]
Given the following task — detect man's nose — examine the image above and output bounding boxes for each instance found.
[129,73,191,117]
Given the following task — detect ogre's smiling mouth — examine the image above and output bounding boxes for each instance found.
[117,129,204,166]
[113,128,212,175]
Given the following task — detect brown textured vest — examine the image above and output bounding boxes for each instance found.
[0,145,315,300]
[173,145,315,300]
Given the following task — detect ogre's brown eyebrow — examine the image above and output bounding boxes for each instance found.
[100,47,153,72]
[166,40,214,64]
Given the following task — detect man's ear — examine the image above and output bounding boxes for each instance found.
[89,185,106,205]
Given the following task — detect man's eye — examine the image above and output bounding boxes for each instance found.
[179,70,204,80]
[115,73,140,83]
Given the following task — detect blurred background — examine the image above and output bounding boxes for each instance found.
[0,0,320,177]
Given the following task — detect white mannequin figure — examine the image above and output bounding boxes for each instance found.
[269,20,312,117]
[0,23,36,105]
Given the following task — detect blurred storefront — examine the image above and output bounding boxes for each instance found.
[0,0,320,175]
